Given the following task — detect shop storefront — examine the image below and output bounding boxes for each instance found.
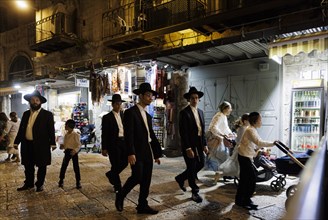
[269,31,328,153]
[87,63,168,150]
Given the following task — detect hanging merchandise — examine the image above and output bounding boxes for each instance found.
[131,68,137,90]
[72,102,87,129]
[152,106,165,149]
[118,67,125,92]
[156,69,165,99]
[110,69,119,93]
[136,66,146,87]
[124,67,130,93]
[89,62,111,104]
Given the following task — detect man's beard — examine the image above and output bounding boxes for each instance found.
[30,103,41,111]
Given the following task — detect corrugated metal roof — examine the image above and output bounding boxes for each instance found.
[156,39,268,67]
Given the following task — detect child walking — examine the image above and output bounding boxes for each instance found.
[58,119,82,189]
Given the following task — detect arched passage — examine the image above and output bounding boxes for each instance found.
[9,55,33,80]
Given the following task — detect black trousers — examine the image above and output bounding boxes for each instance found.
[235,154,256,204]
[121,158,153,208]
[106,139,128,189]
[59,149,81,182]
[176,137,204,194]
[24,140,47,188]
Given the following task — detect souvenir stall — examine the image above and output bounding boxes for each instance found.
[88,62,168,149]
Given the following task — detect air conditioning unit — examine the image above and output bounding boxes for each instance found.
[259,63,269,72]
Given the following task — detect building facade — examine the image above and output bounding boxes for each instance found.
[0,0,327,155]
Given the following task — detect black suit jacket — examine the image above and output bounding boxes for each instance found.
[14,108,56,166]
[123,105,162,162]
[179,105,207,153]
[101,111,124,151]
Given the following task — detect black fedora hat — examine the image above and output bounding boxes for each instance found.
[183,87,204,99]
[108,94,126,103]
[24,90,47,104]
[133,82,158,96]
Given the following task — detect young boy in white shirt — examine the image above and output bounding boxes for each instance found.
[58,119,82,189]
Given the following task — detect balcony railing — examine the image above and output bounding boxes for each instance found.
[102,0,272,40]
[102,0,207,39]
[27,12,77,53]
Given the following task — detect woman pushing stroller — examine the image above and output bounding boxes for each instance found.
[206,101,236,173]
[235,112,277,210]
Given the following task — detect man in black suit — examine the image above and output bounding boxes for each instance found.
[175,87,208,203]
[14,90,56,192]
[101,94,128,193]
[115,83,162,215]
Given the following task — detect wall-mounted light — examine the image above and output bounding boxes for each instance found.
[16,0,29,9]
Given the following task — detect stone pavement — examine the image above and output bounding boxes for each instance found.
[0,149,298,220]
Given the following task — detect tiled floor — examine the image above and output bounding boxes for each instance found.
[0,149,298,219]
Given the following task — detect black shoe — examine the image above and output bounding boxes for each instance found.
[191,193,203,203]
[115,192,124,212]
[235,201,258,210]
[36,186,44,192]
[136,206,159,215]
[244,204,258,210]
[58,180,64,188]
[175,176,186,192]
[248,199,257,206]
[76,182,82,189]
[17,185,33,191]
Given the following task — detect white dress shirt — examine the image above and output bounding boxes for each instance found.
[190,105,202,136]
[112,111,124,137]
[63,130,81,152]
[136,104,151,142]
[25,108,42,141]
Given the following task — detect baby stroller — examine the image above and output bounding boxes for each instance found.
[252,149,287,192]
[221,136,285,191]
[274,141,311,207]
[233,149,286,192]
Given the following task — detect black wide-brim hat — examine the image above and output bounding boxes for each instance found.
[108,94,126,103]
[183,87,204,99]
[133,82,158,96]
[24,90,47,104]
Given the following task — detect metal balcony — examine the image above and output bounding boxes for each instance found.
[102,0,206,51]
[28,12,78,53]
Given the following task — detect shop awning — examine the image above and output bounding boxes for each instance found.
[269,31,328,58]
[0,87,20,96]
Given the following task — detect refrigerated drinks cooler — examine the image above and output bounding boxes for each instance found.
[290,87,324,152]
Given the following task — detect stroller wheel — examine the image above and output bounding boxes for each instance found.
[286,185,297,197]
[279,179,287,187]
[285,195,293,210]
[270,180,282,192]
[234,178,239,186]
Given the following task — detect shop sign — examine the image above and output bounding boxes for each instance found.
[75,78,89,87]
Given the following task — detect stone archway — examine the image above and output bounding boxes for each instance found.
[8,54,33,81]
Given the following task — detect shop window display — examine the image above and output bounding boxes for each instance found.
[54,105,76,146]
[72,102,95,152]
[73,102,88,128]
[152,106,165,149]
